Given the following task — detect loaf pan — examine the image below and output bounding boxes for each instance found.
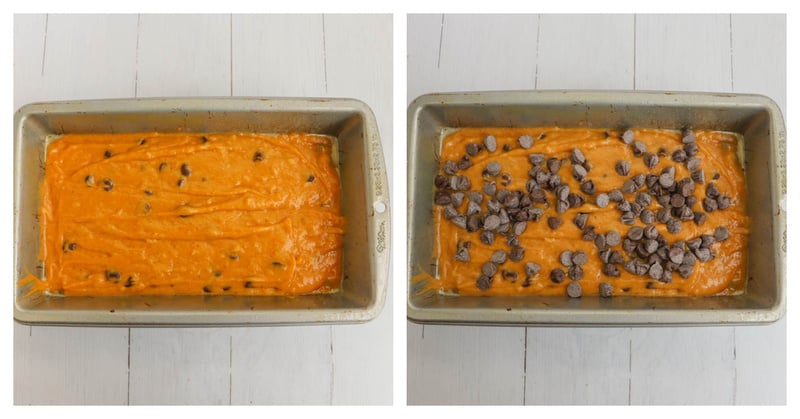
[407,90,785,326]
[14,97,390,326]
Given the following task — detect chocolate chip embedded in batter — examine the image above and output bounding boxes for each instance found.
[640,209,655,225]
[643,153,659,169]
[691,211,706,226]
[503,144,513,152]
[466,215,482,232]
[454,246,471,262]
[714,226,730,242]
[435,175,449,189]
[712,172,721,180]
[602,263,621,277]
[479,230,495,245]
[619,198,632,212]
[633,141,647,157]
[621,179,637,194]
[104,150,113,158]
[580,180,597,195]
[568,264,584,281]
[684,142,699,157]
[102,178,114,192]
[502,193,519,208]
[62,242,78,252]
[467,201,482,217]
[609,250,624,264]
[706,182,720,199]
[546,157,561,173]
[547,174,563,190]
[656,208,671,224]
[546,216,561,230]
[581,226,597,241]
[573,164,588,181]
[594,233,607,250]
[554,184,569,201]
[503,270,519,282]
[643,225,659,240]
[677,264,694,279]
[691,169,705,184]
[125,277,135,288]
[670,193,686,208]
[645,174,659,189]
[512,221,527,236]
[668,247,685,264]
[627,226,644,241]
[572,250,588,266]
[525,262,541,278]
[518,135,534,149]
[621,130,635,144]
[615,160,631,176]
[567,193,585,208]
[443,205,459,220]
[694,247,712,262]
[483,181,498,197]
[487,199,502,214]
[556,200,569,214]
[177,177,186,188]
[571,148,586,165]
[648,261,664,280]
[605,231,621,246]
[456,175,472,191]
[599,282,614,297]
[573,213,589,229]
[450,192,465,207]
[567,281,582,298]
[529,153,546,166]
[700,234,716,248]
[476,275,493,291]
[702,197,718,212]
[434,191,451,205]
[482,262,498,277]
[483,214,501,231]
[180,163,192,177]
[484,135,498,152]
[666,219,682,234]
[84,175,95,187]
[307,174,315,183]
[500,173,513,187]
[686,157,702,172]
[678,206,694,221]
[550,268,566,284]
[682,130,697,144]
[596,193,609,208]
[678,179,695,197]
[106,270,121,282]
[457,156,473,171]
[443,160,459,175]
[466,143,483,156]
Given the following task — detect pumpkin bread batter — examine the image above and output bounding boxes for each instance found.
[29,132,344,296]
[432,127,748,297]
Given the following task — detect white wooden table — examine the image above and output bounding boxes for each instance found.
[14,14,393,405]
[407,14,786,405]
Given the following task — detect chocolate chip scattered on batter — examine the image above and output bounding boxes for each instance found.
[484,135,497,152]
[518,135,534,149]
[567,281,582,298]
[85,175,95,187]
[550,268,566,284]
[102,178,114,192]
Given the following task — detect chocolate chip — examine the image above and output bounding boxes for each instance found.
[487,199,502,214]
[434,191,451,205]
[498,208,511,225]
[484,161,501,176]
[655,208,669,224]
[551,268,566,284]
[700,234,716,247]
[572,251,588,266]
[518,135,534,149]
[567,281,582,298]
[678,264,694,279]
[671,149,687,163]
[457,156,473,171]
[603,231,620,246]
[573,213,589,229]
[630,202,643,216]
[702,197,718,212]
[106,270,121,281]
[525,262,541,278]
[643,225,659,240]
[484,135,497,152]
[443,205,458,220]
[620,211,635,225]
[567,193,585,208]
[454,246,471,262]
[621,130,635,144]
[502,270,518,282]
[694,247,712,262]
[714,226,730,242]
[615,160,631,176]
[645,174,659,188]
[177,177,186,188]
[126,277,135,288]
[622,239,637,253]
[668,247,685,264]
[582,226,597,241]
[679,180,695,197]
[706,183,720,199]
[609,250,624,265]
[451,215,467,229]
[595,282,612,298]
[682,130,696,144]
[691,169,705,184]
[435,175,449,189]
[594,233,607,250]
[546,157,561,173]
[717,195,731,210]
[104,150,113,158]
[643,153,659,169]
[686,195,698,207]
[573,164,588,181]
[547,174,562,190]
[554,184,569,201]
[477,230,494,246]
[670,194,685,208]
[466,215,482,232]
[687,157,705,178]
[102,178,114,192]
[500,173,513,187]
[556,200,569,214]
[684,142,699,157]
[490,250,508,265]
[621,179,637,194]
[443,160,458,175]
[571,148,586,165]
[666,219,682,234]
[466,143,483,156]
[580,180,597,195]
[85,175,95,186]
[633,141,647,157]
[482,262,498,277]
[713,172,720,180]
[608,189,624,202]
[503,193,519,209]
[628,226,644,241]
[596,193,609,208]
[568,265,584,280]
[640,209,655,224]
[648,262,664,280]
[476,275,493,291]
[456,175,472,191]
[507,247,523,262]
[180,163,192,177]
[503,144,513,152]
[547,216,563,230]
[558,250,574,267]
[528,208,544,221]
[482,214,500,231]
[529,153,546,166]
[656,194,671,208]
[481,182,497,197]
[602,263,620,277]
[678,206,694,221]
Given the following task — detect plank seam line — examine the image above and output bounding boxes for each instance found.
[522,328,528,405]
[322,14,328,94]
[627,334,632,405]
[127,328,131,405]
[437,14,444,69]
[134,14,140,98]
[533,14,541,89]
[41,14,49,76]
[732,328,737,404]
[330,326,335,404]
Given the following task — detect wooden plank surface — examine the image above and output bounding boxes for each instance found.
[14,13,392,405]
[406,13,786,405]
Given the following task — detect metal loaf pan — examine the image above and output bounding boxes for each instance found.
[407,90,785,326]
[14,97,390,326]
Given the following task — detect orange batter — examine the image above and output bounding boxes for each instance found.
[27,132,344,296]
[431,128,748,297]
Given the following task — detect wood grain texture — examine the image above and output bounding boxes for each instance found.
[525,328,630,405]
[129,328,231,405]
[629,327,736,404]
[408,324,525,405]
[230,327,332,405]
[536,14,634,90]
[136,14,232,97]
[14,322,129,405]
[635,14,732,91]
